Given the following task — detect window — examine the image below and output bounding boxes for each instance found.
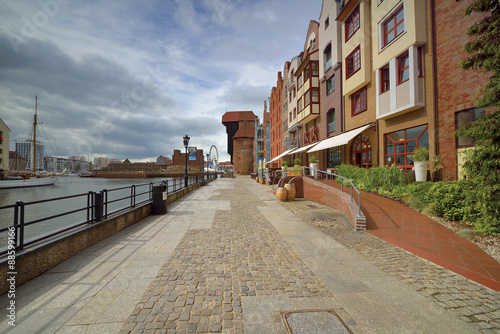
[327,75,335,95]
[328,109,335,133]
[345,5,360,41]
[385,124,428,169]
[298,97,302,111]
[383,5,404,47]
[293,107,297,119]
[397,52,409,84]
[289,92,292,103]
[455,108,486,147]
[309,39,316,52]
[289,112,292,123]
[346,46,361,78]
[324,44,332,72]
[352,86,367,115]
[351,134,372,168]
[311,62,318,76]
[325,16,329,30]
[380,65,390,93]
[297,75,302,88]
[328,146,342,168]
[312,89,319,103]
[304,91,311,107]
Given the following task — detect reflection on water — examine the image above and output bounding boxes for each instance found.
[0,176,170,248]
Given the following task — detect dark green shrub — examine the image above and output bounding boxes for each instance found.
[426,181,475,222]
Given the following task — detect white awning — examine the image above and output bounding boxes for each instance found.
[288,142,319,154]
[268,149,294,163]
[307,124,372,153]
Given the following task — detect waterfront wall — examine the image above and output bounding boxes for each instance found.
[302,177,366,231]
[0,178,215,294]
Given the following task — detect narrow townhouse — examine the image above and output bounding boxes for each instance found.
[269,73,283,168]
[372,0,436,171]
[310,0,378,169]
[284,55,302,155]
[291,20,322,166]
[314,0,344,170]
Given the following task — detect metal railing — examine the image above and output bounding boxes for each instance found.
[0,174,217,257]
[266,167,362,218]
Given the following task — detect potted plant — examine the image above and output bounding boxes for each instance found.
[412,146,429,182]
[293,158,301,166]
[309,155,319,177]
[281,161,289,176]
[427,155,443,182]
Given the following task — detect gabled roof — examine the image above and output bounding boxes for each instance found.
[233,120,255,139]
[222,111,257,123]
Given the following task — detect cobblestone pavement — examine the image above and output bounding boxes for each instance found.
[279,198,500,334]
[121,186,332,334]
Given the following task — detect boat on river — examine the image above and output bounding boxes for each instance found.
[0,97,57,189]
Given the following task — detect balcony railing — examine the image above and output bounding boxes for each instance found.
[304,127,319,145]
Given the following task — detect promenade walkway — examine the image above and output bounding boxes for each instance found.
[1,176,498,333]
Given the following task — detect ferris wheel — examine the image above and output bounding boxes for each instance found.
[208,145,219,170]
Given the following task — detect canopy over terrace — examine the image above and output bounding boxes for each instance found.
[268,149,295,163]
[307,124,373,153]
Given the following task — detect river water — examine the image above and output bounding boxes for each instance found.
[0,176,172,249]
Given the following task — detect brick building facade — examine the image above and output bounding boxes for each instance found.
[171,149,204,172]
[433,0,493,180]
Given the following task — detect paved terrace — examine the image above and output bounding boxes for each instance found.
[1,176,499,333]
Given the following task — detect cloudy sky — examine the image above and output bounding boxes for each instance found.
[0,0,322,162]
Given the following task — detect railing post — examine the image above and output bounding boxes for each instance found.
[131,185,136,207]
[87,191,93,223]
[13,201,25,250]
[94,192,103,222]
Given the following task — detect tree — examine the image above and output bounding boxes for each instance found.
[455,111,500,234]
[460,0,500,108]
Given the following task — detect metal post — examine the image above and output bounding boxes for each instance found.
[94,192,103,222]
[185,146,188,188]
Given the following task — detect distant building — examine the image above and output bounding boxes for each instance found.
[93,157,111,170]
[0,118,10,171]
[222,111,258,175]
[9,151,25,171]
[44,156,90,173]
[171,149,204,172]
[156,156,172,166]
[106,161,160,172]
[16,139,44,171]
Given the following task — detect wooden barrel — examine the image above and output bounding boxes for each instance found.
[284,183,296,201]
[276,187,288,202]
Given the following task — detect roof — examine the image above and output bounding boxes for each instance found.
[233,120,255,139]
[222,111,257,123]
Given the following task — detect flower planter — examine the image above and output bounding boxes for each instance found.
[310,163,319,176]
[414,161,427,182]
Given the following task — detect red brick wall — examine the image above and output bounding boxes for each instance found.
[434,0,491,180]
[302,178,358,230]
[270,72,283,167]
[233,138,253,175]
[320,64,343,142]
[172,149,204,171]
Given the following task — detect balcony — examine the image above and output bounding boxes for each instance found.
[288,79,296,91]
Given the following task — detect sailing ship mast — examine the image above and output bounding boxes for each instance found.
[33,96,38,173]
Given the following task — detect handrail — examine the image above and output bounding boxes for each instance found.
[0,173,217,257]
[301,166,363,218]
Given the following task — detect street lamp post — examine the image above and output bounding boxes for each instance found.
[183,135,190,188]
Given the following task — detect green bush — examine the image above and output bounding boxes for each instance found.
[335,165,407,192]
[426,181,475,222]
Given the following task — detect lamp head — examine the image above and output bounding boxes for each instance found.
[183,135,190,148]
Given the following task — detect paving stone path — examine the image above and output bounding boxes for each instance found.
[121,187,331,334]
[280,199,500,334]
